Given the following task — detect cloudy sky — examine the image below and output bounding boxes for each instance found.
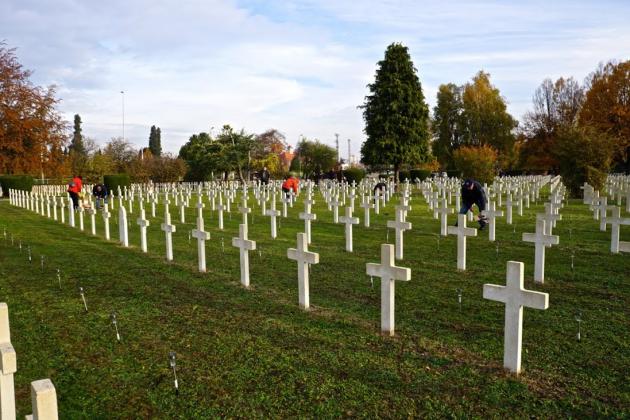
[2,0,629,158]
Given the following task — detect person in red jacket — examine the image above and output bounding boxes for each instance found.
[68,175,83,210]
[281,173,299,197]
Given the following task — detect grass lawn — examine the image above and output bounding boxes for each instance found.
[0,189,628,418]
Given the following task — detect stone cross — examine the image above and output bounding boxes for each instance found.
[339,207,359,252]
[0,303,16,420]
[436,198,454,237]
[191,213,210,272]
[161,207,177,261]
[179,195,186,224]
[387,208,412,260]
[485,201,504,242]
[447,213,477,271]
[287,233,319,310]
[522,219,559,283]
[67,197,75,227]
[25,379,59,420]
[505,193,513,225]
[373,190,380,215]
[102,204,112,240]
[265,199,281,239]
[232,224,256,288]
[360,195,374,228]
[483,261,549,374]
[78,205,85,231]
[330,196,341,223]
[606,207,630,253]
[366,244,411,336]
[217,194,226,230]
[137,207,150,253]
[238,196,251,227]
[118,204,129,247]
[298,199,317,244]
[87,207,96,236]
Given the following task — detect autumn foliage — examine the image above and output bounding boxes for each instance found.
[0,42,67,176]
[452,145,498,184]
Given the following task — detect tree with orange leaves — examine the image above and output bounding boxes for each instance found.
[0,42,67,178]
[579,60,630,171]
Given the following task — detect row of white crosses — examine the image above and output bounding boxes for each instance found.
[583,179,630,254]
[1,303,59,419]
[11,180,554,377]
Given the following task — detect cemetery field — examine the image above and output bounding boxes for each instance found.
[0,194,628,418]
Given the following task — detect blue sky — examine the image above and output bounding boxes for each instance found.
[2,0,629,157]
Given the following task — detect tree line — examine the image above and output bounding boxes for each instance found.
[360,43,629,193]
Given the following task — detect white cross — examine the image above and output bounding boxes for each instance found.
[522,219,559,283]
[102,204,111,240]
[238,196,251,227]
[265,201,281,239]
[485,201,504,242]
[161,207,177,261]
[78,205,84,231]
[299,199,317,244]
[360,195,374,228]
[483,261,549,374]
[118,204,129,247]
[366,244,411,336]
[339,206,359,252]
[505,191,516,223]
[387,208,412,260]
[192,214,210,272]
[436,198,453,237]
[287,233,319,310]
[330,197,341,223]
[137,207,150,253]
[232,224,256,288]
[217,194,226,230]
[447,213,477,271]
[87,207,96,236]
[26,379,59,420]
[606,207,630,253]
[0,303,16,420]
[67,197,75,227]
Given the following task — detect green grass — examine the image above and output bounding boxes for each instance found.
[0,190,629,418]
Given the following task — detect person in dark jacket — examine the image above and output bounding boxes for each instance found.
[459,179,488,230]
[92,184,108,210]
[260,167,270,185]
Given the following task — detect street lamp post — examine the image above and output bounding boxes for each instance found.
[121,90,125,141]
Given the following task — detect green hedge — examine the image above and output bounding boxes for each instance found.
[410,169,431,181]
[344,167,366,184]
[103,174,131,196]
[0,175,34,197]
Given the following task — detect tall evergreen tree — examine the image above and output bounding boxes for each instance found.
[68,114,87,174]
[149,125,162,157]
[360,43,431,181]
[69,114,85,155]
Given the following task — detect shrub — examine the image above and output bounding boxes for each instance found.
[103,174,131,196]
[0,175,34,197]
[452,145,497,184]
[409,169,431,181]
[344,167,366,184]
[552,127,615,197]
[397,170,411,182]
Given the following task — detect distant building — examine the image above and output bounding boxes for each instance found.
[279,146,295,171]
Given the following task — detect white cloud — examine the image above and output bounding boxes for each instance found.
[1,0,629,157]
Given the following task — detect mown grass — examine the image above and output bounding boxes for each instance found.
[0,188,628,418]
